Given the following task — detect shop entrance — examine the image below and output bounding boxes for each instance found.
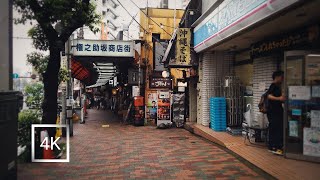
[284,51,320,162]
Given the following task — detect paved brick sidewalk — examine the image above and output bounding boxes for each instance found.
[18,109,269,179]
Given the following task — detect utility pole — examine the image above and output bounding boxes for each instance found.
[66,35,74,137]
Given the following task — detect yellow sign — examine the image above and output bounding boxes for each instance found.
[176,28,191,66]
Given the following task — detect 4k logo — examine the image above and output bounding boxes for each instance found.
[40,137,61,150]
[31,124,70,162]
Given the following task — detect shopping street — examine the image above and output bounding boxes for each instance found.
[17,109,269,179]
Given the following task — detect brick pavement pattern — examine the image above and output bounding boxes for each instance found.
[18,109,266,180]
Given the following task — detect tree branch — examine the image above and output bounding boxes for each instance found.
[60,0,91,42]
[28,0,58,44]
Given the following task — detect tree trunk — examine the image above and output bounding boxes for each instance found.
[42,44,62,138]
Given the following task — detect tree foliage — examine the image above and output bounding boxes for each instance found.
[14,0,101,126]
[14,0,100,50]
[24,82,44,110]
[27,52,69,84]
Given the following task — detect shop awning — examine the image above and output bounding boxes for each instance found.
[71,58,91,84]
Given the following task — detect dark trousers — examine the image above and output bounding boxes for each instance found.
[267,110,284,149]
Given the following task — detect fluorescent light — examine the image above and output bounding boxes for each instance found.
[96,66,116,69]
[97,63,113,66]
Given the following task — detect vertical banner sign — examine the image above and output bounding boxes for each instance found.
[176,28,191,66]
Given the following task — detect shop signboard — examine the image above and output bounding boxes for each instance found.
[132,86,140,97]
[128,69,144,85]
[154,41,168,71]
[71,39,134,57]
[193,0,299,52]
[251,25,320,58]
[149,77,172,89]
[174,28,191,66]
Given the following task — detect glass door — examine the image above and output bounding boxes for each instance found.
[284,51,320,162]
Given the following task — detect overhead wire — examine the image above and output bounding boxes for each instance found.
[115,0,167,49]
[127,0,173,37]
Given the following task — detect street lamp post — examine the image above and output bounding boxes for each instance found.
[65,35,74,137]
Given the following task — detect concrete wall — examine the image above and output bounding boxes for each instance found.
[0,0,12,91]
[201,0,218,14]
[139,8,184,96]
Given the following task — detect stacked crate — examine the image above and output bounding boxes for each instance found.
[210,97,227,131]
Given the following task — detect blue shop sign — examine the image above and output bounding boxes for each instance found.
[194,0,267,47]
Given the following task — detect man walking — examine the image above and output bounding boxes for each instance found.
[267,71,286,155]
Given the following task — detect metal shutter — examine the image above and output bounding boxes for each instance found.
[252,56,277,123]
[200,51,234,126]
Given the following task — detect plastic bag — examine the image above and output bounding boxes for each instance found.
[243,104,252,127]
[256,112,269,129]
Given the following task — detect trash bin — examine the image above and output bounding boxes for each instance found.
[0,91,23,180]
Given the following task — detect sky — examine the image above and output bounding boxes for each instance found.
[12,0,187,76]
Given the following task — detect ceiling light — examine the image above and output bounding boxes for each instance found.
[97,63,113,66]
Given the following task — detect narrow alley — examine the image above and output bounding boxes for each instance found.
[18,109,270,179]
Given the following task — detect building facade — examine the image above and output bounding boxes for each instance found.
[192,0,320,162]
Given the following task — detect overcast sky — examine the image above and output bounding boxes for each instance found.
[12,0,187,76]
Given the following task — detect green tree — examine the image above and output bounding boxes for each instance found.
[27,52,69,84]
[14,0,100,136]
[24,82,44,110]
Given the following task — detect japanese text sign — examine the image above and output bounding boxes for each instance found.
[150,77,172,88]
[176,28,191,66]
[71,40,134,57]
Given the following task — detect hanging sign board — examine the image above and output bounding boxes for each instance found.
[174,28,191,66]
[71,39,134,57]
[150,77,172,88]
[132,86,140,97]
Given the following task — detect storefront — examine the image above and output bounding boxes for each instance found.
[284,51,320,162]
[192,0,320,161]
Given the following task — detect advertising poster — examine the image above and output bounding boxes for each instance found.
[312,86,320,98]
[288,86,311,100]
[146,107,157,119]
[289,120,299,137]
[303,127,320,157]
[306,56,320,81]
[157,91,171,125]
[132,86,140,97]
[172,93,185,128]
[157,106,170,121]
[311,110,320,128]
[146,92,157,107]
